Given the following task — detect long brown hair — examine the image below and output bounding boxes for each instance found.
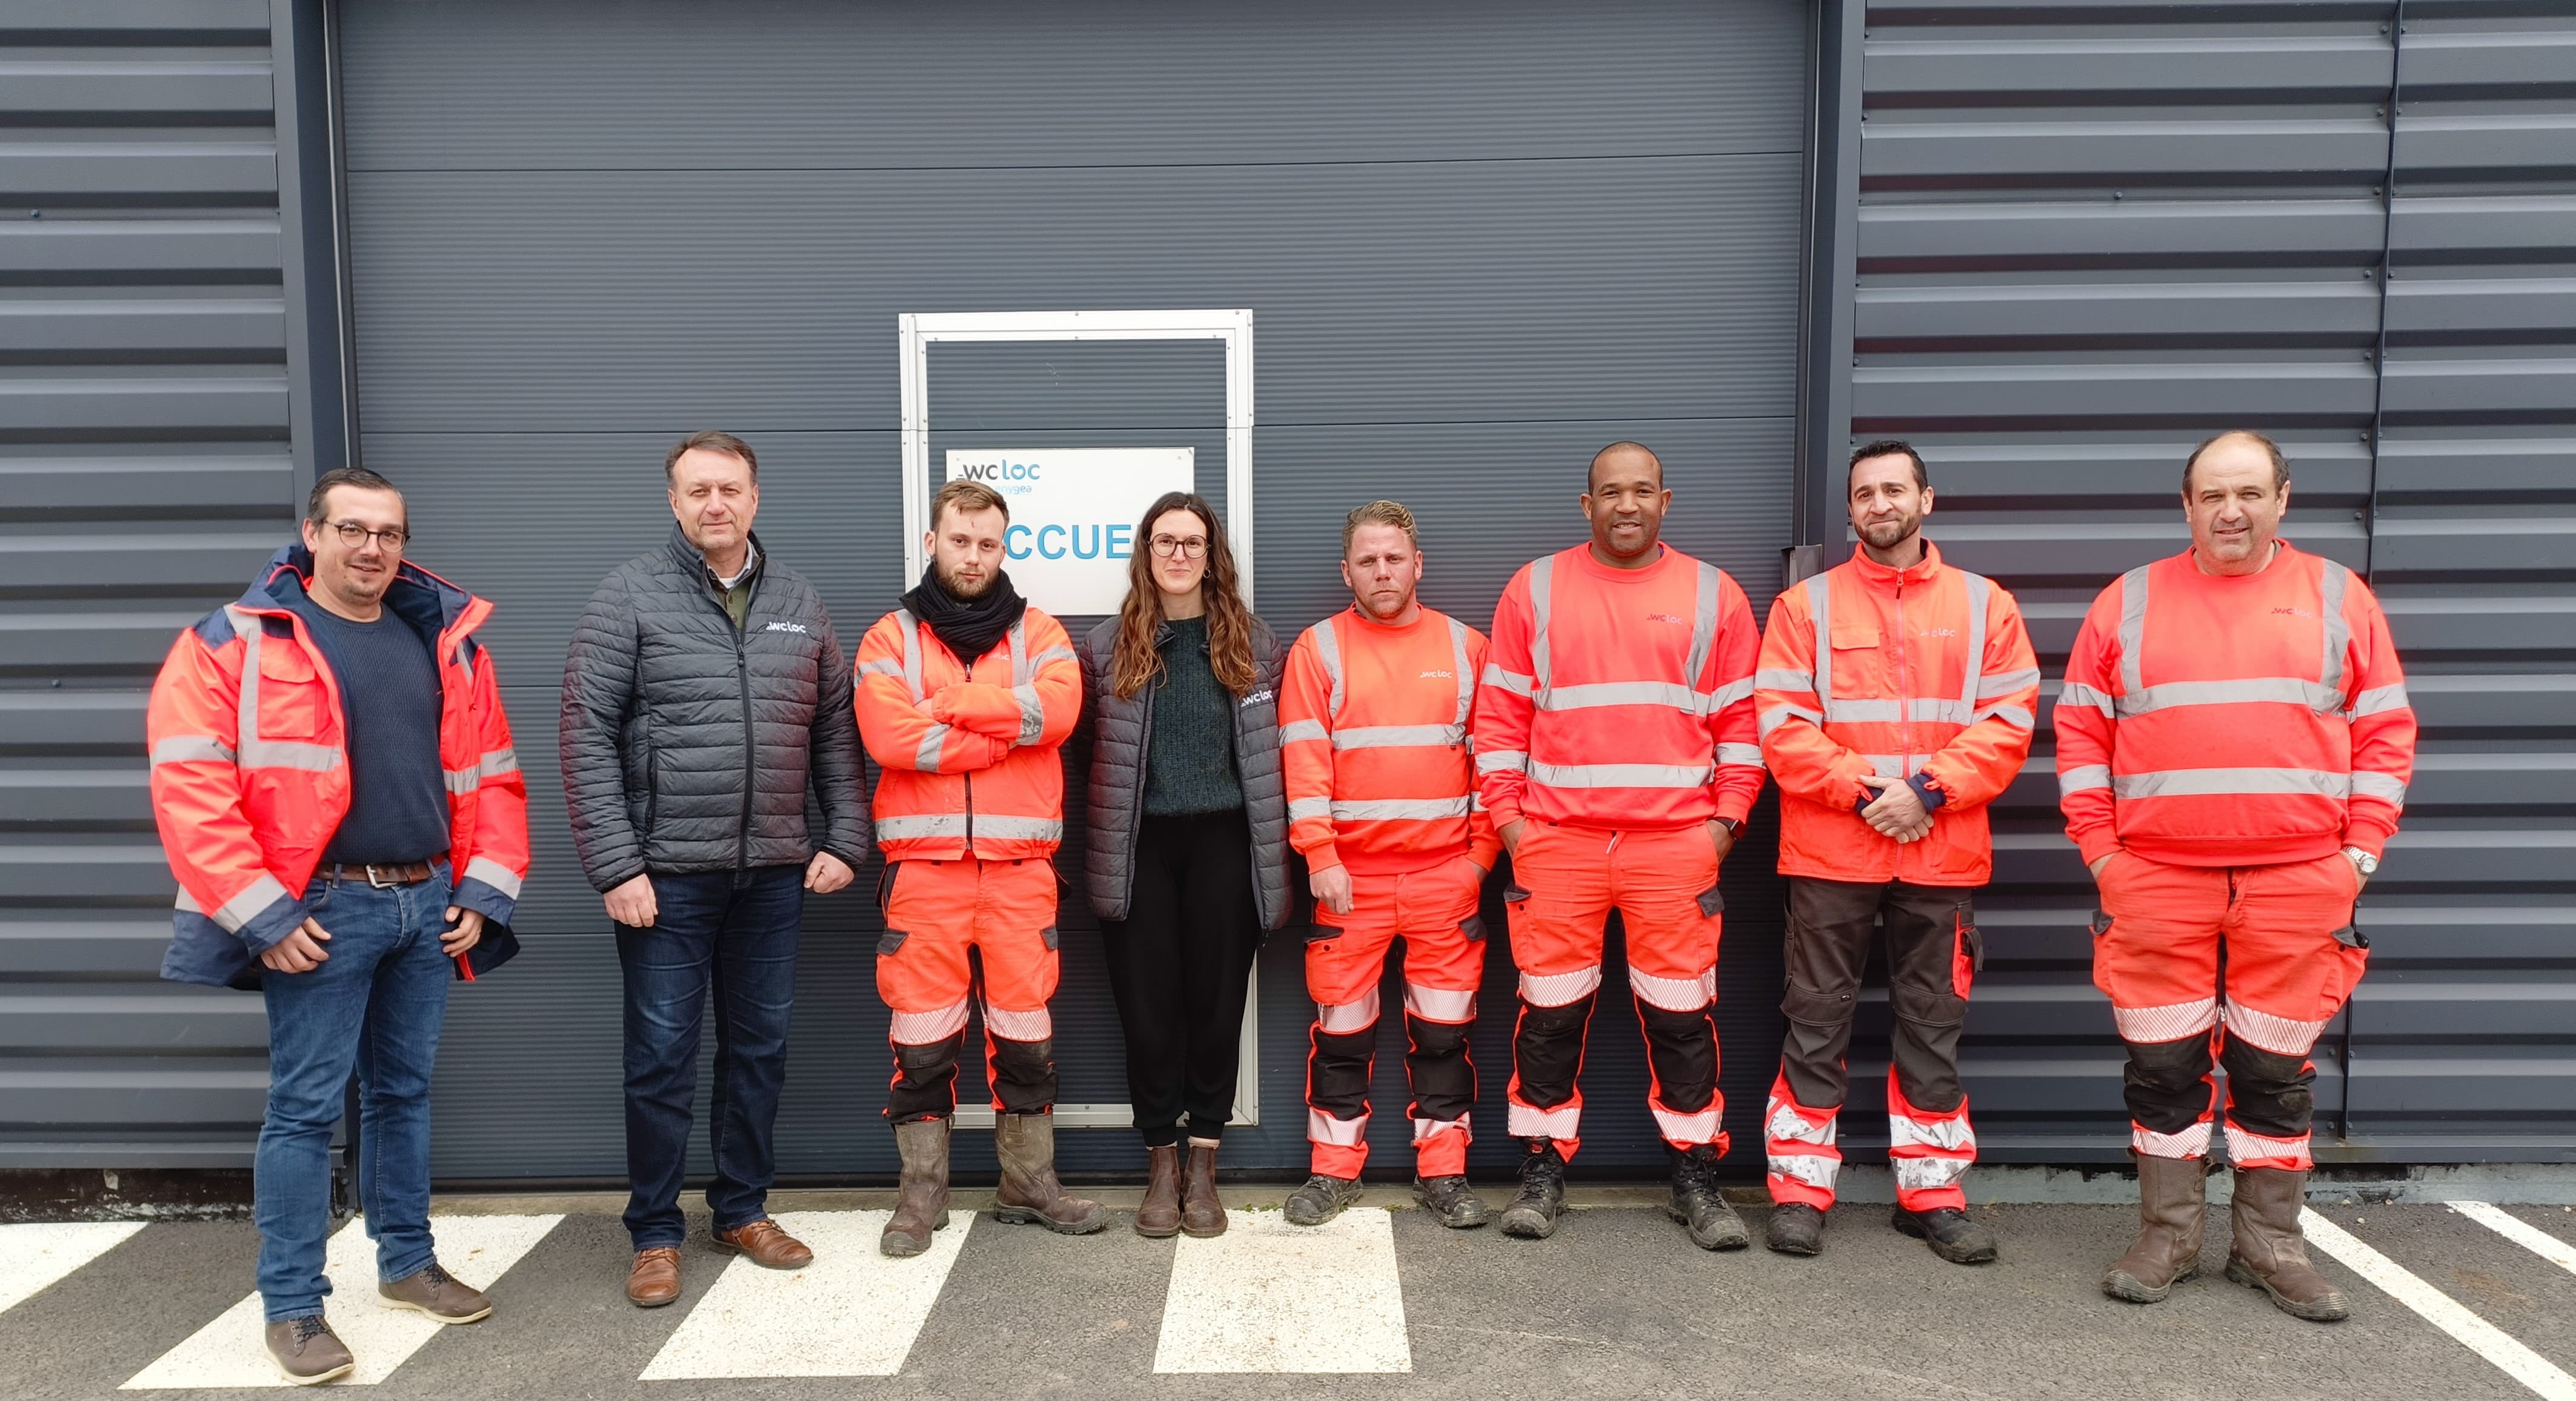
[1110,491,1258,699]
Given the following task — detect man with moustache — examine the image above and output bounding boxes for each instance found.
[854,477,1100,1258]
[562,431,871,1306]
[1752,440,2038,1263]
[1279,500,1500,1230]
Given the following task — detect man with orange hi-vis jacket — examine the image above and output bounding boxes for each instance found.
[1476,441,1765,1250]
[1755,441,2035,1266]
[2059,431,2414,1325]
[855,479,1103,1259]
[1279,501,1502,1233]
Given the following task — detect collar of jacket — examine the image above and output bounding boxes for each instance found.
[662,521,767,591]
[1846,537,1946,591]
[243,542,489,644]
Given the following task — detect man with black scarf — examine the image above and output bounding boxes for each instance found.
[853,478,1099,1257]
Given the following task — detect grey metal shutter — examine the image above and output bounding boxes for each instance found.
[1837,0,2575,1163]
[336,0,1808,1178]
[0,1,298,1167]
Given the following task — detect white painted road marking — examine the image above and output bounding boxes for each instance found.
[638,1210,971,1379]
[1153,1208,1410,1374]
[2449,1201,2576,1280]
[0,1222,144,1315]
[2301,1208,2576,1401]
[122,1213,562,1389]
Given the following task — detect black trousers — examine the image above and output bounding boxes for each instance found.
[1102,811,1263,1146]
[1780,876,1980,1113]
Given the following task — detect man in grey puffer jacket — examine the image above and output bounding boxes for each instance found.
[560,431,870,1307]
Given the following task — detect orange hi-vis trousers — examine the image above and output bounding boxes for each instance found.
[1304,853,1488,1179]
[876,856,1061,1122]
[1503,820,1728,1161]
[2091,850,2368,1170]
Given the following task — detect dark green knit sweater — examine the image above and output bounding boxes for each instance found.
[1143,616,1245,817]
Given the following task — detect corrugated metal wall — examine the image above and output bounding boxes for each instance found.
[1840,0,2576,1162]
[0,1,298,1166]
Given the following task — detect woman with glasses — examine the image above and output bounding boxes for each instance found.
[1078,491,1289,1239]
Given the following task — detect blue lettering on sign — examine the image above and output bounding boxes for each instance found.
[1002,519,1134,563]
[1037,524,1067,559]
[1070,524,1102,559]
[957,461,1045,482]
[1005,524,1033,560]
[1107,524,1133,559]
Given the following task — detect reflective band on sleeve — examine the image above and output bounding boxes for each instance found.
[971,814,1063,842]
[1894,1156,1969,1191]
[1032,646,1079,667]
[1959,571,1991,708]
[1480,664,1535,699]
[151,735,235,765]
[889,999,971,1045]
[1528,761,1712,789]
[1308,1107,1370,1146]
[1448,616,1475,727]
[1517,965,1602,1008]
[2225,1000,2331,1057]
[1976,667,2040,699]
[443,767,480,796]
[894,610,927,702]
[1013,683,1045,745]
[1331,797,1473,821]
[2117,676,2343,716]
[462,854,524,901]
[2112,768,2351,799]
[2132,1122,2211,1159]
[1716,742,1765,767]
[1804,574,1834,710]
[478,747,519,776]
[2057,682,2116,717]
[1889,1113,1976,1153]
[1628,965,1716,1012]
[1757,704,1823,738]
[1317,986,1380,1034]
[243,740,341,771]
[1705,677,1753,710]
[1402,982,1477,1023]
[873,813,971,840]
[1768,1154,1839,1190]
[1279,719,1330,745]
[1972,703,2035,730]
[915,722,951,773]
[858,657,904,677]
[1685,562,1721,692]
[1334,724,1462,749]
[2115,565,2151,697]
[2347,683,2411,717]
[1540,680,1706,713]
[1474,748,1529,774]
[2320,560,2351,700]
[1528,556,1554,690]
[1651,1105,1720,1146]
[211,873,290,935]
[1287,797,1333,823]
[1754,668,1815,693]
[2111,998,2220,1044]
[2058,764,2113,796]
[1006,618,1030,685]
[2351,771,2408,805]
[1314,615,1345,717]
[982,1002,1053,1042]
[1508,1100,1582,1139]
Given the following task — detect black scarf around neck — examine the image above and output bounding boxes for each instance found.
[902,567,1027,664]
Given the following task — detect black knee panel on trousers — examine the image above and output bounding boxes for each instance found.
[2121,1034,2216,1136]
[1403,1014,1476,1123]
[1634,1000,1718,1114]
[1513,994,1594,1109]
[1308,1027,1376,1119]
[2220,1037,2315,1139]
[887,1032,965,1123]
[1886,982,1968,1113]
[988,1034,1059,1116]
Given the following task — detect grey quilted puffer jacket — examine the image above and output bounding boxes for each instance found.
[1078,614,1290,930]
[559,525,870,891]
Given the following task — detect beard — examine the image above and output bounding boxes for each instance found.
[1859,514,1920,551]
[936,562,995,598]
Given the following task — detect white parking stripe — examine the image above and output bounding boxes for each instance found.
[639,1211,971,1379]
[2301,1208,2576,1401]
[122,1214,562,1390]
[1153,1208,1409,1374]
[0,1222,144,1315]
[2450,1201,2576,1280]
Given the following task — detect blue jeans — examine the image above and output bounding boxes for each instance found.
[256,862,454,1322]
[617,865,804,1250]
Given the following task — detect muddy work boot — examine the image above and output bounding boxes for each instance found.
[1413,1175,1489,1229]
[376,1260,493,1323]
[2224,1166,2349,1322]
[880,1116,953,1258]
[2103,1151,2209,1303]
[265,1314,354,1386]
[1134,1143,1183,1238]
[1498,1141,1569,1240]
[1893,1205,1999,1264]
[1766,1202,1826,1257]
[991,1110,1106,1235]
[1666,1144,1750,1251]
[1285,1173,1363,1226]
[1180,1139,1228,1238]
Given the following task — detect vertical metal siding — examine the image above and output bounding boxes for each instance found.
[0,1,294,1166]
[1843,0,2575,1162]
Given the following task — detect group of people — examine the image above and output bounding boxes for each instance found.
[146,426,2414,1383]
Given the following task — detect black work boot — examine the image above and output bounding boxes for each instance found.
[1666,1144,1749,1251]
[1414,1175,1489,1229]
[1497,1141,1568,1239]
[1893,1205,2000,1264]
[1766,1202,1826,1256]
[1285,1173,1363,1226]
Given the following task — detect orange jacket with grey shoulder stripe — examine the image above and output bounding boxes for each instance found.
[1280,605,1500,877]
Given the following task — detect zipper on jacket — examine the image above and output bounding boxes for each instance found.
[727,565,760,873]
[1894,575,1914,781]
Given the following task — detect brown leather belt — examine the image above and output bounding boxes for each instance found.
[319,854,448,888]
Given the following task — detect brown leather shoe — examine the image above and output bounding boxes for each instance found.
[625,1246,682,1308]
[376,1260,491,1323]
[992,1111,1107,1234]
[2224,1166,2350,1321]
[713,1217,814,1270]
[265,1314,354,1385]
[2104,1151,2208,1303]
[1180,1139,1227,1238]
[1135,1143,1182,1238]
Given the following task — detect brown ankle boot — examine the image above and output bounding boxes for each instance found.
[1180,1139,1226,1238]
[2225,1166,2349,1321]
[1135,1143,1182,1238]
[880,1116,952,1258]
[993,1111,1106,1235]
[2103,1151,2208,1303]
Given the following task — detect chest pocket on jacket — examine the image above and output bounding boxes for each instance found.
[1828,614,1882,653]
[256,643,330,739]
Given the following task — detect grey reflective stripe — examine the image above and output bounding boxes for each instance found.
[1528,556,1554,691]
[2059,764,2113,796]
[876,813,970,839]
[1804,574,1833,713]
[443,766,479,795]
[2320,560,2352,702]
[1541,680,1703,713]
[1287,796,1334,823]
[916,722,951,773]
[2351,771,2408,805]
[1481,664,1534,697]
[1683,562,1720,694]
[1031,646,1078,667]
[858,657,904,677]
[1757,704,1822,738]
[1475,748,1529,773]
[1959,570,1991,708]
[1313,614,1346,717]
[231,608,343,773]
[211,872,290,935]
[1823,697,1975,725]
[2112,767,2353,799]
[1526,761,1711,789]
[2115,565,2151,697]
[462,854,523,900]
[974,814,1063,841]
[894,610,927,702]
[2057,682,2117,717]
[1716,742,1765,767]
[1330,797,1474,820]
[2117,677,2342,717]
[1279,719,1330,745]
[479,748,518,776]
[1754,668,1814,692]
[1446,616,1474,727]
[1705,677,1754,710]
[1973,703,2035,730]
[152,735,234,765]
[1977,667,2040,699]
[1333,724,1460,749]
[1007,617,1030,685]
[1860,753,1917,778]
[1013,683,1044,745]
[2348,683,2411,717]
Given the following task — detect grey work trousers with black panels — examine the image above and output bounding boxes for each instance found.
[1779,877,1982,1116]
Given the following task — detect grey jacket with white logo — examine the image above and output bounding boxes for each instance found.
[559,525,870,891]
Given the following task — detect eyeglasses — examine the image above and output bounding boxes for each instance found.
[1150,534,1209,560]
[326,520,409,551]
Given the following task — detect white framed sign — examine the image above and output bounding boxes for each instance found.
[942,446,1196,616]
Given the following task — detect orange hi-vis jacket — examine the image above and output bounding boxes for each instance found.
[1280,605,1501,877]
[1476,544,1765,831]
[147,546,530,989]
[2055,541,2415,869]
[854,604,1080,862]
[1756,541,2040,887]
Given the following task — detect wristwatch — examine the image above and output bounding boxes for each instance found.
[2342,845,2378,877]
[1714,817,1743,836]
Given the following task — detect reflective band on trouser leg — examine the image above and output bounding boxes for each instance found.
[1763,1072,1841,1210]
[2224,1123,2312,1171]
[1308,1105,1371,1180]
[1506,990,1595,1158]
[1308,1012,1378,1178]
[1636,997,1724,1153]
[1413,1114,1470,1179]
[1886,1068,1976,1213]
[2134,1122,2212,1159]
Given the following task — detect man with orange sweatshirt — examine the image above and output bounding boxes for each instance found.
[1279,500,1500,1231]
[1475,441,1765,1250]
[2058,430,2414,1323]
[1754,440,2037,1264]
